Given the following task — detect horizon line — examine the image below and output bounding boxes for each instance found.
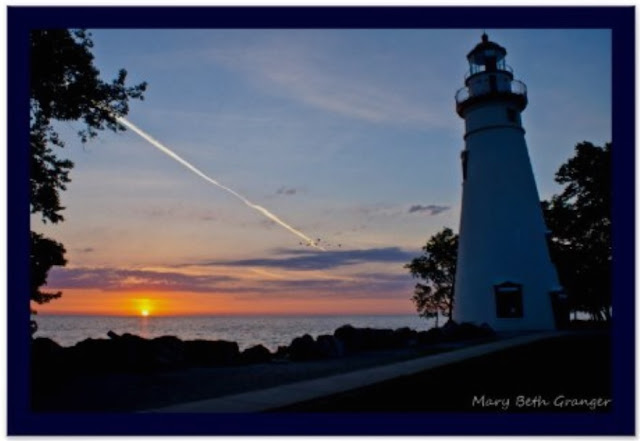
[35,311,421,318]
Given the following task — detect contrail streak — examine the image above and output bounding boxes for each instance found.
[115,116,325,251]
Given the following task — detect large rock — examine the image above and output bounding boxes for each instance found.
[31,337,67,391]
[335,325,412,352]
[65,335,240,371]
[240,344,272,364]
[363,328,394,350]
[441,319,459,335]
[316,334,345,358]
[151,335,185,368]
[417,327,444,345]
[391,327,418,348]
[115,333,157,371]
[71,333,186,371]
[440,320,496,341]
[32,337,63,357]
[334,324,363,352]
[31,337,64,372]
[183,339,239,366]
[288,334,320,361]
[66,338,121,371]
[274,345,289,359]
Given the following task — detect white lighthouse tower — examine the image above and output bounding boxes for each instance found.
[452,34,562,331]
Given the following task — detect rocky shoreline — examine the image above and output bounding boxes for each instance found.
[30,322,610,413]
[32,320,496,375]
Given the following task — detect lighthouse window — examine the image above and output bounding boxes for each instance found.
[507,108,517,122]
[494,282,523,318]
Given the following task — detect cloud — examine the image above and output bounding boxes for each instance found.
[47,267,235,293]
[46,262,415,300]
[407,204,450,215]
[207,40,449,128]
[136,206,176,218]
[233,272,414,300]
[276,186,297,196]
[133,204,218,222]
[196,246,417,271]
[356,203,401,218]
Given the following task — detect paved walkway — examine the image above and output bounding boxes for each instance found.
[147,332,561,413]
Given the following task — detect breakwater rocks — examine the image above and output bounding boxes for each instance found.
[31,321,495,374]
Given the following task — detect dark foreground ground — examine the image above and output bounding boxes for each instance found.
[274,331,611,412]
[32,331,610,413]
[32,344,451,412]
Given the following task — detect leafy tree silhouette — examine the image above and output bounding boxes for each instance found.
[542,142,611,321]
[405,228,458,327]
[30,29,146,332]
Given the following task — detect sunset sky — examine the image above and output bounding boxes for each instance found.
[32,28,611,316]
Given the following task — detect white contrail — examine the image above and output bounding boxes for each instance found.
[115,116,325,251]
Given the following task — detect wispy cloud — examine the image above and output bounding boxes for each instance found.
[133,204,219,222]
[355,203,402,219]
[233,272,413,300]
[407,204,450,215]
[48,267,235,293]
[194,246,417,271]
[206,39,449,128]
[46,262,414,300]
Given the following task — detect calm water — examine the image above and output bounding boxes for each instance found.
[35,314,434,351]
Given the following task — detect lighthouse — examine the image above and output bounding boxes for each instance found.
[452,34,562,331]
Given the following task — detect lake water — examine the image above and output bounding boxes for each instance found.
[34,314,434,351]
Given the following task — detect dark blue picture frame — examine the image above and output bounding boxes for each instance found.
[7,6,635,435]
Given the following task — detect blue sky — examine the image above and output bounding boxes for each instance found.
[35,28,611,315]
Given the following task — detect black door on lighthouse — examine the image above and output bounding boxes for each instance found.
[494,282,523,318]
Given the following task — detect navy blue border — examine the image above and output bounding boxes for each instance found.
[7,6,635,435]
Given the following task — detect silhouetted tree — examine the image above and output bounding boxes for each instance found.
[405,228,458,327]
[30,29,146,329]
[542,141,611,321]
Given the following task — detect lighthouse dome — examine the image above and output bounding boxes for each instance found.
[467,33,507,65]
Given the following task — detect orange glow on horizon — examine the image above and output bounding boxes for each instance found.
[32,288,415,317]
[134,298,155,317]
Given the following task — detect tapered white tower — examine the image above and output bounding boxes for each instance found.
[453,34,562,331]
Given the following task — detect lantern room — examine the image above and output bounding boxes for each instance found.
[455,33,527,117]
[466,33,511,79]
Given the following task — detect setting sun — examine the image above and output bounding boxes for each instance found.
[134,297,156,317]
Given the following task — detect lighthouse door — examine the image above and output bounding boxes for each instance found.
[494,282,523,318]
